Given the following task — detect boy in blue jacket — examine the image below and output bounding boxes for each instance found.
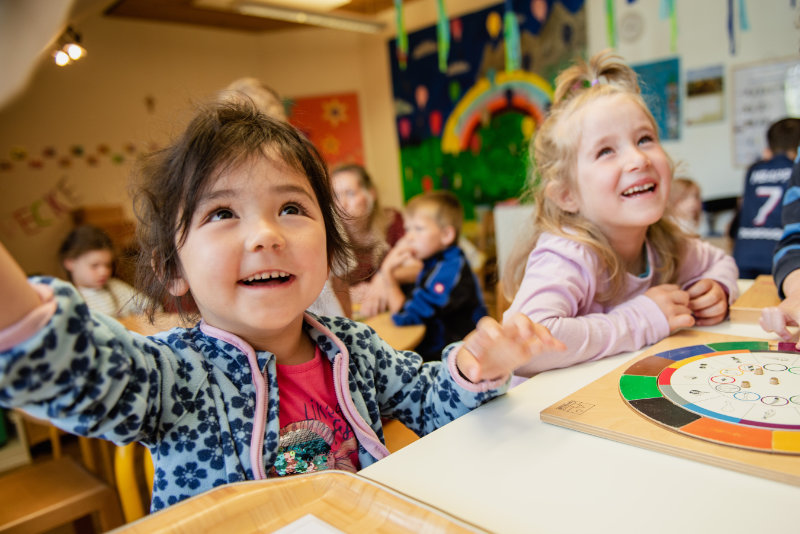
[379,191,488,361]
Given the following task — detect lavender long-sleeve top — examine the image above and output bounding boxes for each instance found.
[504,232,740,376]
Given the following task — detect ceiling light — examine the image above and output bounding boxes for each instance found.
[235,1,386,33]
[254,0,349,10]
[53,26,87,67]
[54,50,70,67]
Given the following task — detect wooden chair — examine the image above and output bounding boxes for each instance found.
[0,413,123,533]
[114,442,154,524]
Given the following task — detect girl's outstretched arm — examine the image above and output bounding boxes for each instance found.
[0,243,41,330]
[455,314,565,383]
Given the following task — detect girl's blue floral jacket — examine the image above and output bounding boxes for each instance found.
[0,278,509,511]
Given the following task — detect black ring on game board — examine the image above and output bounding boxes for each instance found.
[619,340,800,454]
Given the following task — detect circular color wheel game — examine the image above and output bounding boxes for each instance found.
[620,340,800,454]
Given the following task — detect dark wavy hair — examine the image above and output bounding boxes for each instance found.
[131,100,353,320]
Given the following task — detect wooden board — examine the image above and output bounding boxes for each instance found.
[540,330,800,487]
[730,275,780,323]
[111,470,483,533]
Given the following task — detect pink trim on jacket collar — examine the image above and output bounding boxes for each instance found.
[302,314,389,461]
[198,321,269,479]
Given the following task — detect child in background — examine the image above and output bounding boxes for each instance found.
[669,177,703,234]
[502,50,739,377]
[732,117,800,279]
[59,224,148,318]
[381,191,488,362]
[0,101,563,512]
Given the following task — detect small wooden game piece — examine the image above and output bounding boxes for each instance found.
[755,367,764,375]
[742,380,750,388]
[770,377,780,385]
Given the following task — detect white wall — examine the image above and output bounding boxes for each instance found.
[586,0,798,201]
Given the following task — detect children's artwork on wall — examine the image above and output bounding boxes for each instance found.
[733,57,800,167]
[388,0,586,219]
[632,57,681,141]
[287,92,364,168]
[685,65,724,126]
[0,141,140,275]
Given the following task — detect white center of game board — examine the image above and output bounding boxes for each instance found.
[661,350,800,428]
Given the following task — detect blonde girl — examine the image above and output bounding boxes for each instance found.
[0,101,562,512]
[502,50,738,376]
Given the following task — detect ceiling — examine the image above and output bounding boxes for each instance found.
[103,0,406,33]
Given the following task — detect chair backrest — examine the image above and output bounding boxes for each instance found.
[114,442,154,523]
[493,203,535,279]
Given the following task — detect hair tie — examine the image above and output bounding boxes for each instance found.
[573,78,600,92]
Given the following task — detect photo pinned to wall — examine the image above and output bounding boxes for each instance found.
[632,57,681,141]
[685,65,724,126]
[732,57,800,167]
[286,92,364,168]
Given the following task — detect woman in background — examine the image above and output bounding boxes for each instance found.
[331,164,419,317]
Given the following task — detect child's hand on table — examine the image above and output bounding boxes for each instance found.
[456,313,565,383]
[760,298,800,348]
[645,284,694,333]
[686,278,729,326]
[761,270,800,348]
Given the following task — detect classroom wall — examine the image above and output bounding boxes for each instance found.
[0,9,396,275]
[0,0,797,275]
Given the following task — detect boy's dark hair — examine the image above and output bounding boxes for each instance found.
[59,224,115,262]
[132,100,353,320]
[406,190,463,242]
[767,117,800,155]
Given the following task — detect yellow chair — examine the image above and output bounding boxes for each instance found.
[114,442,154,523]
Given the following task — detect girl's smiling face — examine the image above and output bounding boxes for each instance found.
[168,154,328,350]
[555,93,672,243]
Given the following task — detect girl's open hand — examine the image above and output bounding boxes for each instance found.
[686,278,728,326]
[645,284,694,333]
[455,314,565,383]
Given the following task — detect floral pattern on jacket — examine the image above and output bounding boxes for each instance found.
[0,277,506,511]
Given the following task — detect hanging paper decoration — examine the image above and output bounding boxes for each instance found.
[503,0,521,72]
[394,0,408,70]
[727,0,735,53]
[605,0,616,48]
[436,0,450,73]
[659,0,677,52]
[738,0,749,30]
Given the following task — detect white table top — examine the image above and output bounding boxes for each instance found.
[361,280,798,533]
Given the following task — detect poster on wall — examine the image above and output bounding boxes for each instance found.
[632,57,681,141]
[732,57,800,167]
[287,92,364,168]
[685,65,724,126]
[388,0,586,219]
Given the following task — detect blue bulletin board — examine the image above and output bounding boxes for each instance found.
[632,57,681,141]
